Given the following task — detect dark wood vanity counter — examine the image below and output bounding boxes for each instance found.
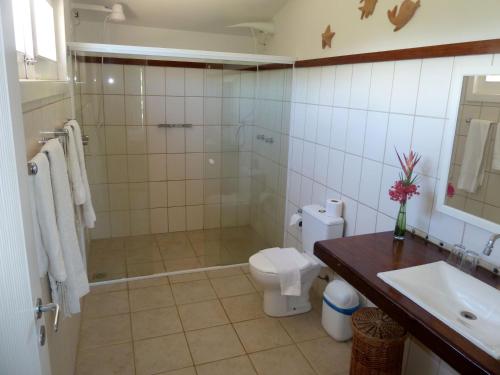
[314,231,500,375]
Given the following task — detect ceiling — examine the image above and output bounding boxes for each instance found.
[71,0,289,35]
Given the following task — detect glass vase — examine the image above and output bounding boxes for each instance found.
[394,203,406,240]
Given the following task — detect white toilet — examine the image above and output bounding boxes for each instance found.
[249,204,344,317]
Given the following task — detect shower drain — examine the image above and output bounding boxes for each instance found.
[460,310,477,320]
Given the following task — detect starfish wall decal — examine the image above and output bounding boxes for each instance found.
[322,25,335,49]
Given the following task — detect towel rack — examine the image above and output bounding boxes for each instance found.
[465,118,498,126]
[28,126,91,175]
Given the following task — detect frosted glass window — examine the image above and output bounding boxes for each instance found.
[12,0,34,57]
[33,0,57,61]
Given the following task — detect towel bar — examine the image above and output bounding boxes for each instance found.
[465,118,498,125]
[157,123,193,128]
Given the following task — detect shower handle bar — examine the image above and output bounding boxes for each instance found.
[157,123,193,128]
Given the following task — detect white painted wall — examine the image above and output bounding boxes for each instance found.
[73,20,259,54]
[267,0,500,59]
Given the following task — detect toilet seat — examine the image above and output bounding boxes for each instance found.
[249,248,315,274]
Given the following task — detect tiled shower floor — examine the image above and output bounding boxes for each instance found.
[76,267,352,375]
[88,226,271,283]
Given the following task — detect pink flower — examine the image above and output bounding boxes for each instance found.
[389,148,421,204]
[447,182,455,198]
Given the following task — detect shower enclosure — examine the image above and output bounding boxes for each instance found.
[69,43,294,283]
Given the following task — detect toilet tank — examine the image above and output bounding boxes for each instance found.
[302,204,344,255]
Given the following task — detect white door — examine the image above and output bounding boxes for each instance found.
[0,1,51,374]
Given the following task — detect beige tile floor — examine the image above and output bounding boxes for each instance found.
[88,227,270,282]
[76,266,352,375]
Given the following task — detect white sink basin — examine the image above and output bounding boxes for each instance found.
[377,261,500,359]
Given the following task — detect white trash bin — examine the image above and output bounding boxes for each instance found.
[322,279,360,341]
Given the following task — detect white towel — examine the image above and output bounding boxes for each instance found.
[493,126,500,171]
[260,247,310,296]
[64,125,85,205]
[64,125,88,266]
[42,139,89,315]
[67,120,96,228]
[29,153,68,308]
[457,119,491,193]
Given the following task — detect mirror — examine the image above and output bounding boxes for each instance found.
[438,67,500,233]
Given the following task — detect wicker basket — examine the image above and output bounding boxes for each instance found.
[350,307,407,375]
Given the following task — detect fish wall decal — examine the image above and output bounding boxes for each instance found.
[359,0,378,20]
[387,0,421,31]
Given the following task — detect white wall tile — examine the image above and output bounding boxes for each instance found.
[185,97,204,125]
[166,128,185,154]
[167,180,186,207]
[104,95,125,125]
[304,105,318,142]
[204,98,222,125]
[384,114,414,167]
[412,117,445,177]
[185,68,204,96]
[390,60,422,115]
[110,211,130,237]
[147,126,167,154]
[167,154,185,180]
[316,106,332,146]
[319,66,335,106]
[126,126,147,154]
[376,212,396,232]
[186,126,204,153]
[416,57,454,118]
[341,154,362,199]
[300,176,313,207]
[186,153,204,179]
[165,96,185,123]
[146,96,165,125]
[355,204,377,235]
[407,175,436,232]
[291,103,306,139]
[312,182,327,206]
[290,138,303,172]
[368,61,394,112]
[313,145,329,185]
[124,65,144,95]
[292,68,308,103]
[240,71,256,98]
[306,68,321,104]
[350,63,372,109]
[125,95,145,126]
[127,155,148,182]
[145,66,165,95]
[204,69,223,97]
[359,159,383,209]
[130,210,150,235]
[330,107,349,150]
[149,181,167,208]
[105,126,126,155]
[345,109,367,156]
[288,171,301,206]
[165,68,185,96]
[186,180,204,205]
[378,164,400,217]
[102,64,124,94]
[150,208,168,233]
[364,111,388,162]
[187,205,204,230]
[341,195,358,236]
[148,154,167,181]
[333,65,352,107]
[327,149,344,192]
[129,183,149,210]
[301,141,316,179]
[428,210,464,246]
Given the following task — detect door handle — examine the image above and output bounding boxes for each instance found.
[35,298,60,332]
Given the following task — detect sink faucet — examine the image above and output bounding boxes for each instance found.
[483,233,500,256]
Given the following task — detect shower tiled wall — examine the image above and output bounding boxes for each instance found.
[76,62,257,239]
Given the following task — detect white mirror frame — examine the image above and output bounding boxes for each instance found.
[436,65,500,234]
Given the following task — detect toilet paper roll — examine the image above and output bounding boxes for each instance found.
[289,213,302,226]
[326,199,342,217]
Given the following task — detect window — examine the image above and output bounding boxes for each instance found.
[12,0,34,58]
[12,0,59,79]
[33,0,57,61]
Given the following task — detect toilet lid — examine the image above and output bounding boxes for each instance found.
[250,248,311,274]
